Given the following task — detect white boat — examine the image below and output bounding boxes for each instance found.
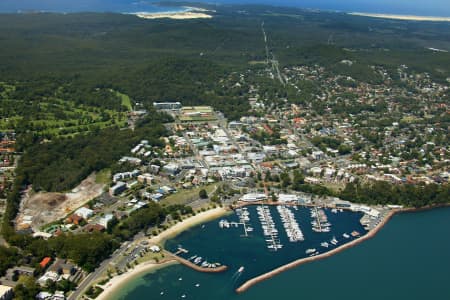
[309,251,319,257]
[195,283,200,287]
[160,291,164,295]
[188,255,197,261]
[305,248,316,254]
[330,236,338,245]
[238,266,245,273]
[194,257,202,264]
[343,233,350,239]
[178,277,183,281]
[321,242,329,248]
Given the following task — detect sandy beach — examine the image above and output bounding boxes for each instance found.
[349,12,450,22]
[95,207,229,300]
[96,260,177,300]
[135,12,212,19]
[150,207,230,245]
[134,7,213,20]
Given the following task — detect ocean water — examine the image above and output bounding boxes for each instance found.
[0,0,187,14]
[115,206,450,300]
[0,0,449,16]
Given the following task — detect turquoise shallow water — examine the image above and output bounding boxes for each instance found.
[116,206,450,300]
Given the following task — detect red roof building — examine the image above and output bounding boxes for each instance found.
[40,257,51,268]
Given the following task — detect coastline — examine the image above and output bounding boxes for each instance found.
[94,207,230,300]
[349,12,450,22]
[96,260,178,300]
[236,203,450,293]
[133,7,213,20]
[95,203,450,299]
[150,207,231,246]
[236,209,397,293]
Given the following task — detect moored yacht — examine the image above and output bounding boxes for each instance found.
[305,248,316,254]
[330,236,338,245]
[321,241,329,248]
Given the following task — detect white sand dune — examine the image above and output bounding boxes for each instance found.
[350,12,450,22]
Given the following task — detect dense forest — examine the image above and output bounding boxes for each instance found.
[340,181,450,208]
[0,5,449,86]
[18,114,167,192]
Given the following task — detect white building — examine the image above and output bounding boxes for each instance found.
[38,271,60,286]
[240,193,267,202]
[277,194,300,203]
[74,207,94,219]
[97,214,114,228]
[0,285,13,300]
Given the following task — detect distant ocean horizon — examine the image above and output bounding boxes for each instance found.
[0,0,449,17]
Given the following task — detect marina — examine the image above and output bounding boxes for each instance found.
[116,207,450,300]
[165,204,369,289]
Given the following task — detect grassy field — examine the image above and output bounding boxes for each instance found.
[0,86,128,138]
[322,182,346,193]
[115,90,133,112]
[161,184,218,206]
[95,169,111,185]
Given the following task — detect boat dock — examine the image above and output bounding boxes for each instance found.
[257,205,283,251]
[311,207,331,233]
[312,207,322,232]
[167,250,228,273]
[277,205,304,242]
[174,247,189,255]
[219,207,253,237]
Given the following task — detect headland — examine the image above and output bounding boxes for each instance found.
[349,12,450,22]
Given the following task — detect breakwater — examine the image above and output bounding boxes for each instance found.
[167,251,228,273]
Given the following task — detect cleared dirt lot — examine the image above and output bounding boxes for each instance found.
[16,173,105,231]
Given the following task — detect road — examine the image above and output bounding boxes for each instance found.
[261,21,285,85]
[261,21,270,64]
[68,241,131,300]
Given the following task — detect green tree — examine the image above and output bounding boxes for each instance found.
[199,189,208,199]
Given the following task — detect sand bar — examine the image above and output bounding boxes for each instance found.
[133,7,213,20]
[135,12,212,19]
[349,12,450,22]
